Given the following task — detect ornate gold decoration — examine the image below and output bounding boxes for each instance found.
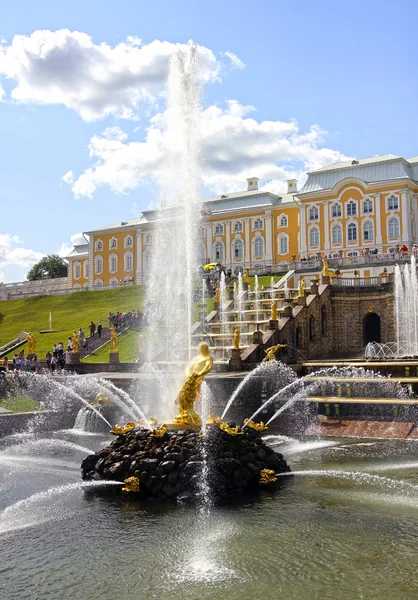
[151,424,168,437]
[259,469,278,484]
[27,332,36,354]
[91,392,111,406]
[298,276,306,297]
[174,342,213,426]
[262,344,287,362]
[207,411,222,425]
[243,269,250,284]
[220,422,243,435]
[110,327,119,353]
[368,305,374,313]
[244,419,268,431]
[110,421,136,436]
[322,260,335,280]
[271,301,277,320]
[72,330,79,353]
[215,285,220,303]
[122,476,140,493]
[233,328,240,349]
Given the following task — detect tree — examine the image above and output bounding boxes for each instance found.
[27,254,68,281]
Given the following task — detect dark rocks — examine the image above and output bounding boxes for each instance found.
[81,424,290,503]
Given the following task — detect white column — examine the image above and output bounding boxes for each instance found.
[244,219,250,263]
[299,206,307,253]
[401,189,411,243]
[323,201,330,250]
[88,237,94,287]
[206,223,212,262]
[67,260,73,289]
[136,231,143,283]
[226,221,231,266]
[265,213,273,261]
[374,193,382,245]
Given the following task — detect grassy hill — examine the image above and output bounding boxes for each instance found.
[0,286,145,359]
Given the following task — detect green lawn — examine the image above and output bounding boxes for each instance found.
[0,395,41,413]
[0,286,145,360]
[83,329,140,363]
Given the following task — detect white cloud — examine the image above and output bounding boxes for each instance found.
[0,234,44,276]
[57,232,86,257]
[0,84,4,101]
[65,100,349,199]
[222,51,245,70]
[0,30,240,121]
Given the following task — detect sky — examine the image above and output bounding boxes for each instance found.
[0,0,417,283]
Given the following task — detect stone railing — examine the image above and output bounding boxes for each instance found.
[332,275,393,287]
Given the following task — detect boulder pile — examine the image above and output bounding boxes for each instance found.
[81,423,291,503]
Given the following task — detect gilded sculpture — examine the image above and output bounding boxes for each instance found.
[262,343,287,362]
[233,328,240,350]
[122,476,140,493]
[244,419,268,431]
[110,421,136,436]
[110,327,118,353]
[271,301,277,321]
[151,424,168,437]
[71,330,79,353]
[207,411,222,425]
[174,342,213,426]
[259,469,278,484]
[243,269,250,284]
[215,285,220,303]
[220,422,243,436]
[27,332,36,354]
[298,276,306,297]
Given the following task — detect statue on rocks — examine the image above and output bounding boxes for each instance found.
[262,343,287,362]
[71,330,79,353]
[233,328,241,349]
[174,342,213,426]
[298,276,306,297]
[110,327,118,353]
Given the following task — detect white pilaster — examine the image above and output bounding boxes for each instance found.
[226,221,231,265]
[67,260,73,289]
[206,223,212,262]
[265,214,273,261]
[375,193,382,245]
[323,201,330,250]
[401,189,411,243]
[135,230,143,283]
[299,206,307,253]
[244,219,250,263]
[88,236,94,288]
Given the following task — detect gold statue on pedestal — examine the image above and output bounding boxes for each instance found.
[271,301,277,321]
[298,276,306,297]
[233,328,240,349]
[174,342,213,426]
[110,327,118,352]
[27,332,36,354]
[243,269,250,284]
[262,343,287,362]
[71,330,79,353]
[215,285,220,303]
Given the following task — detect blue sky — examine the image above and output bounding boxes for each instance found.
[0,0,417,282]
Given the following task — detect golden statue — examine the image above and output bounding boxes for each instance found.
[298,276,306,297]
[220,422,243,436]
[71,330,79,353]
[27,332,36,354]
[110,327,118,352]
[244,419,268,431]
[233,328,240,349]
[174,342,213,426]
[243,269,250,284]
[322,260,330,277]
[215,285,220,303]
[91,392,111,406]
[271,301,277,321]
[110,421,136,436]
[122,476,140,493]
[151,424,168,437]
[259,469,278,484]
[207,411,222,425]
[262,343,287,362]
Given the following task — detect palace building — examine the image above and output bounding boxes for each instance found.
[63,153,418,289]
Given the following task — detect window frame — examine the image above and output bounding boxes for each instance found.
[362,198,373,214]
[332,224,342,245]
[309,226,320,247]
[254,218,263,230]
[347,222,358,242]
[363,220,374,242]
[233,239,244,259]
[387,194,399,211]
[346,200,357,217]
[388,216,400,238]
[214,223,224,235]
[331,203,342,218]
[308,206,319,221]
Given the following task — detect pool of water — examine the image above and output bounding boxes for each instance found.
[2,430,418,600]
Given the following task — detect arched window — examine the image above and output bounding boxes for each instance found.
[347,200,357,216]
[254,237,264,257]
[332,224,342,244]
[309,315,315,341]
[278,234,288,255]
[388,217,400,238]
[215,223,224,235]
[279,215,288,227]
[309,206,319,221]
[109,237,118,249]
[109,254,118,273]
[215,241,224,261]
[331,203,341,218]
[124,235,133,248]
[321,305,327,336]
[309,227,319,246]
[387,194,399,211]
[74,261,81,279]
[363,221,374,241]
[363,198,373,214]
[95,255,103,275]
[254,218,263,230]
[95,239,103,251]
[233,239,244,259]
[109,277,118,286]
[347,222,357,242]
[124,252,133,271]
[234,221,243,233]
[83,260,88,278]
[94,278,103,286]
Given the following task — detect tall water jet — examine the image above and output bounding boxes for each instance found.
[395,255,418,356]
[143,42,203,417]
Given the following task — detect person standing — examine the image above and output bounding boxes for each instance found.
[97,322,103,339]
[78,328,85,347]
[2,357,8,370]
[89,321,96,338]
[46,350,52,370]
[67,336,72,351]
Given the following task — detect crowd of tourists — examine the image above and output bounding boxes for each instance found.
[108,310,144,330]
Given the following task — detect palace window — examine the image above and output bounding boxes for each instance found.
[215,224,224,235]
[199,244,206,262]
[332,224,342,244]
[331,203,342,218]
[347,251,359,257]
[199,226,205,237]
[309,206,319,221]
[363,198,373,214]
[83,261,88,278]
[309,227,319,246]
[388,216,400,238]
[254,218,263,230]
[347,222,357,242]
[215,241,224,261]
[74,262,81,280]
[110,237,118,249]
[124,252,133,271]
[278,234,288,255]
[347,200,357,216]
[94,278,103,286]
[95,239,103,251]
[363,221,374,241]
[233,239,244,259]
[95,256,103,275]
[254,237,264,257]
[109,277,118,286]
[144,233,152,244]
[124,235,133,248]
[279,215,288,227]
[233,221,243,233]
[387,194,399,211]
[109,254,118,273]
